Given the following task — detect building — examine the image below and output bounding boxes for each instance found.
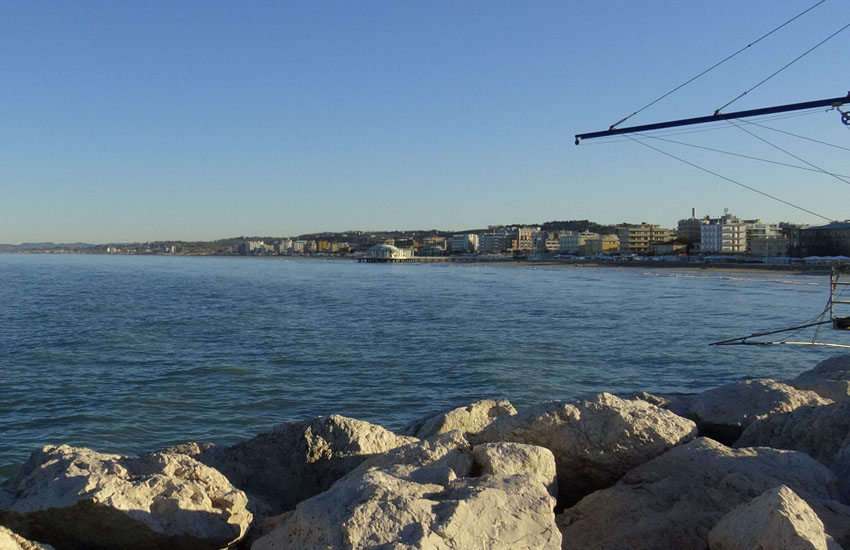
[559,231,598,254]
[450,234,479,254]
[701,212,747,253]
[749,237,790,257]
[790,221,850,257]
[365,244,414,260]
[677,210,706,245]
[515,226,536,252]
[584,234,620,255]
[237,240,266,255]
[531,230,561,252]
[617,224,673,254]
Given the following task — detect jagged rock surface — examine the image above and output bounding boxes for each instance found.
[690,378,831,444]
[0,526,55,550]
[736,400,850,501]
[403,399,517,439]
[472,442,558,498]
[789,355,850,402]
[253,463,561,550]
[707,485,830,550]
[0,445,251,550]
[557,438,840,550]
[472,392,698,503]
[198,414,416,514]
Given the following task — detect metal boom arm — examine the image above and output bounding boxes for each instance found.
[574,92,850,144]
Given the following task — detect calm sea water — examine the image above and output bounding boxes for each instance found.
[0,254,837,477]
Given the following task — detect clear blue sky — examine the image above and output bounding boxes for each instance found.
[2,1,847,243]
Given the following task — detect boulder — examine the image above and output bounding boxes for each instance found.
[735,400,850,501]
[349,430,475,479]
[472,442,558,498]
[198,414,416,514]
[0,526,55,550]
[472,392,697,503]
[627,391,696,418]
[556,438,840,550]
[0,444,251,550]
[403,399,517,439]
[252,462,561,550]
[691,378,830,444]
[707,485,829,550]
[789,355,850,402]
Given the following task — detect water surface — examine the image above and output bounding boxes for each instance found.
[0,254,835,476]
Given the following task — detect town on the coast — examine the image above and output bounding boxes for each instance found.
[3,208,850,264]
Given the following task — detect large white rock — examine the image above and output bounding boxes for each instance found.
[0,444,251,550]
[790,355,850,402]
[736,400,850,501]
[708,485,829,550]
[252,462,561,550]
[403,399,517,439]
[557,438,841,550]
[473,392,697,503]
[691,378,831,444]
[472,442,558,498]
[198,414,416,514]
[0,526,55,550]
[347,430,476,480]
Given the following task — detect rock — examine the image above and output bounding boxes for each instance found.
[403,399,517,439]
[707,485,829,550]
[0,526,55,550]
[0,444,251,550]
[198,414,416,514]
[735,400,850,501]
[736,400,850,465]
[252,462,561,550]
[691,378,830,445]
[473,392,697,504]
[790,355,850,402]
[627,391,696,418]
[472,442,558,498]
[341,429,476,480]
[556,438,840,550]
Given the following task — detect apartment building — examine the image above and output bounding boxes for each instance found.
[701,212,748,253]
[617,224,672,254]
[451,233,479,254]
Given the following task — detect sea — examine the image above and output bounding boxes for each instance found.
[0,254,838,478]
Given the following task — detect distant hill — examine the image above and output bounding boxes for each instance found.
[0,242,95,252]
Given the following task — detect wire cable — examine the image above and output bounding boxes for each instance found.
[740,119,850,152]
[608,0,829,130]
[625,134,836,223]
[725,119,850,186]
[715,21,850,114]
[636,134,850,178]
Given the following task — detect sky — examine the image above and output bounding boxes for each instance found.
[1,1,848,244]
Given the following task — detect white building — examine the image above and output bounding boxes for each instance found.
[701,212,748,253]
[365,244,413,260]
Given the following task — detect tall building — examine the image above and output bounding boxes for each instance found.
[701,212,747,253]
[677,209,705,245]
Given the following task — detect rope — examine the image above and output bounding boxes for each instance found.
[725,119,850,187]
[608,0,829,130]
[635,133,850,178]
[624,135,837,223]
[742,119,850,152]
[715,21,850,114]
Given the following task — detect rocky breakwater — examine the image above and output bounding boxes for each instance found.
[3,359,850,549]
